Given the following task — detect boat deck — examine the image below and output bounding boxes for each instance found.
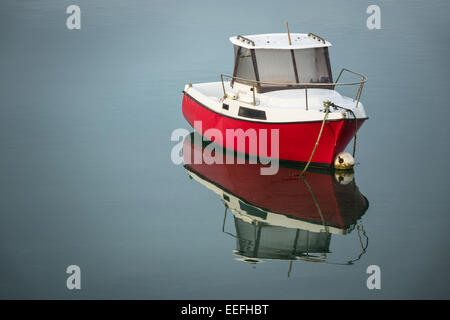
[187,81,365,116]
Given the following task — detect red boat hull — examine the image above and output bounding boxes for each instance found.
[182,93,365,167]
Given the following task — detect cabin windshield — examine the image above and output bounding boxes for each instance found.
[232,45,333,92]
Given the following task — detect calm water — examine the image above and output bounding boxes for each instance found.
[0,0,449,299]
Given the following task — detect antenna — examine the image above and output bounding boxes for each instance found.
[286,21,292,45]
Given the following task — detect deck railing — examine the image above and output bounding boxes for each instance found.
[220,68,367,110]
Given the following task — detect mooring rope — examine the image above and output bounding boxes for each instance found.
[301,175,330,234]
[301,102,331,176]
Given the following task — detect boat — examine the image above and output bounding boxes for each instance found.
[182,29,368,168]
[183,132,369,265]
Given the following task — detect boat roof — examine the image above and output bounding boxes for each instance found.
[229,33,332,50]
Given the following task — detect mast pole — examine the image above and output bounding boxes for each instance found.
[286,21,292,45]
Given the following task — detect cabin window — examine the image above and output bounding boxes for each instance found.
[294,47,332,84]
[238,106,266,120]
[233,46,257,85]
[239,201,267,219]
[254,49,298,87]
[232,45,333,92]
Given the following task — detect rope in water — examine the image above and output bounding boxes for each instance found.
[301,175,330,234]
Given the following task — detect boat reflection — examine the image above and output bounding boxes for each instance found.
[183,132,369,267]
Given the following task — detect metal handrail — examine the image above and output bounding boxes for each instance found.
[236,35,255,46]
[307,32,326,44]
[220,68,367,110]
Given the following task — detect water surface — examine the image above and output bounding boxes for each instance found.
[0,0,449,299]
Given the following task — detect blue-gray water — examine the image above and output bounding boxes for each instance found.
[0,0,449,299]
